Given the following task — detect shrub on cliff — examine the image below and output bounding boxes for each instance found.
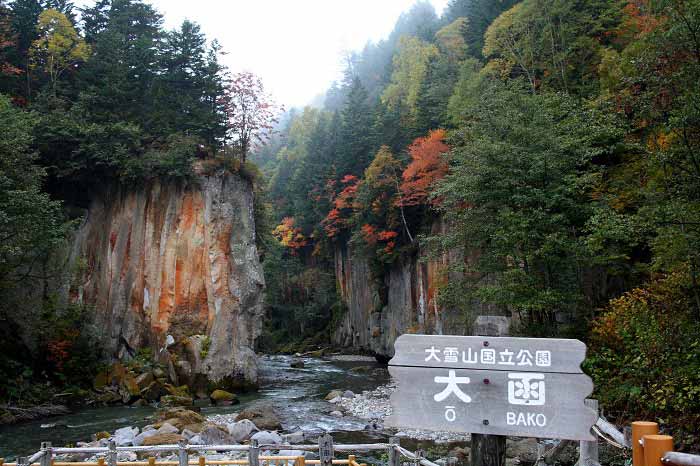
[585,267,700,448]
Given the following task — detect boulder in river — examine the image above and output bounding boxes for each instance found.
[342,390,355,398]
[324,390,343,400]
[210,389,239,405]
[290,360,305,368]
[235,405,282,430]
[330,411,343,417]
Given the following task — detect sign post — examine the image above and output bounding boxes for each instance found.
[386,320,597,466]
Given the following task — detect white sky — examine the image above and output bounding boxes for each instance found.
[76,0,449,108]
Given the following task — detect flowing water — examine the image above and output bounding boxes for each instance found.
[0,355,393,460]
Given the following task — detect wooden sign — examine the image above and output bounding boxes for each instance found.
[391,334,587,373]
[386,334,597,441]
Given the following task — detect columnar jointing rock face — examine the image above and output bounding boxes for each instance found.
[332,219,487,360]
[69,172,265,389]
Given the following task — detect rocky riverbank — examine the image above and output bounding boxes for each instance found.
[325,384,469,442]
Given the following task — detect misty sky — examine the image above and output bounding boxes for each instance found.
[75,0,449,108]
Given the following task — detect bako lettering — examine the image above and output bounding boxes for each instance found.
[506,411,547,427]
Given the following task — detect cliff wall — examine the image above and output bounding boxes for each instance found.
[68,171,264,389]
[332,220,488,359]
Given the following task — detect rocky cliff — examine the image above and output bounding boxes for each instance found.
[332,220,490,359]
[68,170,265,390]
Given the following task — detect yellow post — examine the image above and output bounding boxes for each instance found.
[148,457,156,466]
[348,456,355,466]
[632,421,659,466]
[643,435,674,466]
[199,457,206,466]
[1,457,4,466]
[295,456,305,466]
[98,458,106,466]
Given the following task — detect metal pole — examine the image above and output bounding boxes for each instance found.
[40,443,52,466]
[249,439,259,466]
[178,440,188,466]
[107,441,117,466]
[388,437,400,466]
[319,434,334,466]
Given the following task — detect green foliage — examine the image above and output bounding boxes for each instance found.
[0,93,68,284]
[430,80,624,326]
[586,268,700,448]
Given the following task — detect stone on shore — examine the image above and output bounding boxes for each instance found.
[133,429,160,446]
[142,433,185,445]
[199,424,236,444]
[157,422,179,435]
[114,426,139,446]
[227,419,258,442]
[251,430,283,445]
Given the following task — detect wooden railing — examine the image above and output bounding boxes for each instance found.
[631,422,700,466]
[0,436,437,466]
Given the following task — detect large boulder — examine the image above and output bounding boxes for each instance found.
[226,419,258,442]
[133,429,160,446]
[235,405,282,431]
[157,422,179,435]
[198,425,236,445]
[142,433,184,446]
[210,389,239,406]
[113,426,139,446]
[251,431,283,445]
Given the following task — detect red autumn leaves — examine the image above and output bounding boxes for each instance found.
[274,129,449,253]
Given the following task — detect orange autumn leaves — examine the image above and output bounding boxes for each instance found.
[328,129,448,246]
[273,129,449,253]
[399,128,449,207]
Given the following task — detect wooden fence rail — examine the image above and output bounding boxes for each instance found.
[0,437,438,466]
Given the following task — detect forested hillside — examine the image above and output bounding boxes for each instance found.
[0,0,275,415]
[259,0,700,443]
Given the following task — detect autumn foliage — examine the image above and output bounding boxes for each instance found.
[273,217,308,252]
[399,129,449,207]
[322,175,359,238]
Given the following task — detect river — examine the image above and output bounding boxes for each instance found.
[0,355,394,460]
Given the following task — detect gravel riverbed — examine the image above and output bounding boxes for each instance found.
[329,384,470,443]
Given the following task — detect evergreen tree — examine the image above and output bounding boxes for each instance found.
[337,76,373,177]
